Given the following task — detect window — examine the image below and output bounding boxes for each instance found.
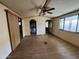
[59,15,79,33]
[59,19,64,29]
[77,20,79,32]
[64,17,70,31]
[70,15,78,32]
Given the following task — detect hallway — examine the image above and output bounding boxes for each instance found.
[6,35,79,59]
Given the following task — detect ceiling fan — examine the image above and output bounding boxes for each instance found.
[30,0,55,16]
[39,0,55,16]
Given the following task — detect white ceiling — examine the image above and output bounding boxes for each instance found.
[0,0,79,18]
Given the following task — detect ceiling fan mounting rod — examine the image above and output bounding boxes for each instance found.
[39,0,49,16]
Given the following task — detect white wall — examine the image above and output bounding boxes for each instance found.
[22,18,30,36]
[0,4,11,59]
[23,16,50,36]
[0,3,20,59]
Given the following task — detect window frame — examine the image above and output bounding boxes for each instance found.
[59,18,65,30]
[59,14,79,33]
[76,14,79,33]
[64,17,71,31]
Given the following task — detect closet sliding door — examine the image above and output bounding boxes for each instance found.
[6,11,20,50]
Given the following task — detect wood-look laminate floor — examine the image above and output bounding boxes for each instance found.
[6,35,79,59]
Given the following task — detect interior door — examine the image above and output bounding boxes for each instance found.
[6,11,20,50]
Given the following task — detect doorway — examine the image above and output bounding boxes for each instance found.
[18,18,23,39]
[45,20,52,34]
[30,19,37,35]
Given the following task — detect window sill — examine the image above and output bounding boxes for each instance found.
[59,29,79,34]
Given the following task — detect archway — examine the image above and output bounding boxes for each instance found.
[30,19,37,35]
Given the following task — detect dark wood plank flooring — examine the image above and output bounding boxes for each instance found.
[6,35,79,59]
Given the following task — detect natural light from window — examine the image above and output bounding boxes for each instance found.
[59,15,79,33]
[59,19,64,29]
[64,17,70,31]
[77,21,79,32]
[70,15,78,32]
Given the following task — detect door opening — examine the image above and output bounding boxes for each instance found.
[18,18,23,39]
[30,19,37,35]
[45,20,52,34]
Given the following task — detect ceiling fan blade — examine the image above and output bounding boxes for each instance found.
[47,8,55,11]
[39,0,52,16]
[47,11,53,14]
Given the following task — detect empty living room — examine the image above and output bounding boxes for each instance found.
[0,0,79,59]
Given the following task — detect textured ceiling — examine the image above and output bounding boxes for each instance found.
[0,0,79,18]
